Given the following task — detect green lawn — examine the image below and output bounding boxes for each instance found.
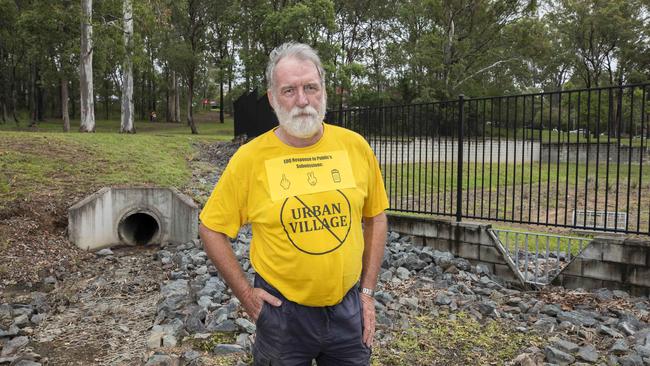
[384,161,650,195]
[0,113,233,209]
[384,160,650,233]
[485,127,646,147]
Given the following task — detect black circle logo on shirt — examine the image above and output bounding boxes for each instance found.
[279,190,352,255]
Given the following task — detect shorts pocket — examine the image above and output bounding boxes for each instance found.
[256,301,269,327]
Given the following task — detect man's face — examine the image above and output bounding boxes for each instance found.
[269,57,326,139]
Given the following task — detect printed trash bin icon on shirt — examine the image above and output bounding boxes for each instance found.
[331,169,341,183]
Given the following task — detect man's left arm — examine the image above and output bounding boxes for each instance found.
[360,211,388,347]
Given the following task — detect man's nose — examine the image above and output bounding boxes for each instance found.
[296,88,309,107]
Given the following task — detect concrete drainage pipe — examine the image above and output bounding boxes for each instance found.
[117,209,161,246]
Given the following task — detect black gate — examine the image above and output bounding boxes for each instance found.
[233,89,278,138]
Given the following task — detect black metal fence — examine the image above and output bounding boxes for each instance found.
[327,83,650,235]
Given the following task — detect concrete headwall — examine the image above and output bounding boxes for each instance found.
[68,187,199,251]
[387,214,519,284]
[553,236,650,296]
[388,214,650,295]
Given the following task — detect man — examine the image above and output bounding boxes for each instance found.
[199,42,388,365]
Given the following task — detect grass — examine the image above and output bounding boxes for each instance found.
[372,311,542,365]
[0,116,233,136]
[192,332,238,352]
[491,227,592,256]
[0,112,233,209]
[384,161,650,194]
[485,127,646,147]
[369,129,647,146]
[384,159,650,233]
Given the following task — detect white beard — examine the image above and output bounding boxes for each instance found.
[273,95,326,138]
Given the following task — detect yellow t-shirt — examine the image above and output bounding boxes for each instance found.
[199,123,389,306]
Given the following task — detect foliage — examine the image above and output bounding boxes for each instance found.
[0,0,648,128]
[372,311,542,365]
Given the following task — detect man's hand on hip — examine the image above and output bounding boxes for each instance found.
[241,286,282,322]
[360,292,376,347]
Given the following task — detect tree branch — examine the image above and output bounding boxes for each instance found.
[453,58,518,90]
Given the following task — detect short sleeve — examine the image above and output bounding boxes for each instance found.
[362,144,389,217]
[199,155,248,238]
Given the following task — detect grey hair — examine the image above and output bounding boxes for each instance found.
[266,42,326,92]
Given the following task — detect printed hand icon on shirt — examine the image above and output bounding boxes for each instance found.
[280,174,291,190]
[307,172,317,186]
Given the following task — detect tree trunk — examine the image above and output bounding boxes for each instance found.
[0,48,5,123]
[120,0,135,133]
[36,66,44,121]
[168,70,175,122]
[62,77,70,132]
[187,75,198,134]
[219,78,224,123]
[104,74,110,120]
[174,72,181,123]
[70,81,76,119]
[29,63,37,126]
[152,73,156,113]
[80,0,95,132]
[58,76,63,118]
[11,83,18,124]
[140,71,145,121]
[150,50,156,114]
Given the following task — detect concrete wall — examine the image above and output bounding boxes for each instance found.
[387,214,520,284]
[370,139,540,164]
[368,139,649,165]
[540,143,649,164]
[552,236,650,297]
[388,214,650,295]
[68,187,199,251]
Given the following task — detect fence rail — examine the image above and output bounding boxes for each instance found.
[327,83,650,235]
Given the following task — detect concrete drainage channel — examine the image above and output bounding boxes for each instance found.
[68,187,199,250]
[489,229,592,287]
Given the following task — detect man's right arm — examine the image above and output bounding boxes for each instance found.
[199,224,281,321]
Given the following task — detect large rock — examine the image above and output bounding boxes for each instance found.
[144,354,179,366]
[550,337,579,353]
[147,319,184,349]
[611,339,629,355]
[395,267,410,280]
[576,344,599,363]
[1,336,29,357]
[235,318,256,334]
[196,276,226,298]
[544,346,575,365]
[213,344,245,355]
[557,311,597,327]
[617,354,644,366]
[158,280,191,315]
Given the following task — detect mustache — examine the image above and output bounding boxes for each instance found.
[290,106,318,118]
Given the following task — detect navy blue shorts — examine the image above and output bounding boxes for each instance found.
[252,274,371,366]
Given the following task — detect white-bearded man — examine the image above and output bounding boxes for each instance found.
[199,42,388,366]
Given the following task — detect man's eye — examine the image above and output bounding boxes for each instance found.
[305,85,319,93]
[282,88,295,96]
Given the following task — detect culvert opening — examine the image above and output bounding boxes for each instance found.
[118,211,160,246]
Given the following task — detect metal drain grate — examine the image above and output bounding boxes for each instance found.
[490,229,592,287]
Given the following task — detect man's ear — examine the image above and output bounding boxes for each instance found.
[267,90,274,110]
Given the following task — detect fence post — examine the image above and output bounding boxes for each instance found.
[456,94,464,222]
